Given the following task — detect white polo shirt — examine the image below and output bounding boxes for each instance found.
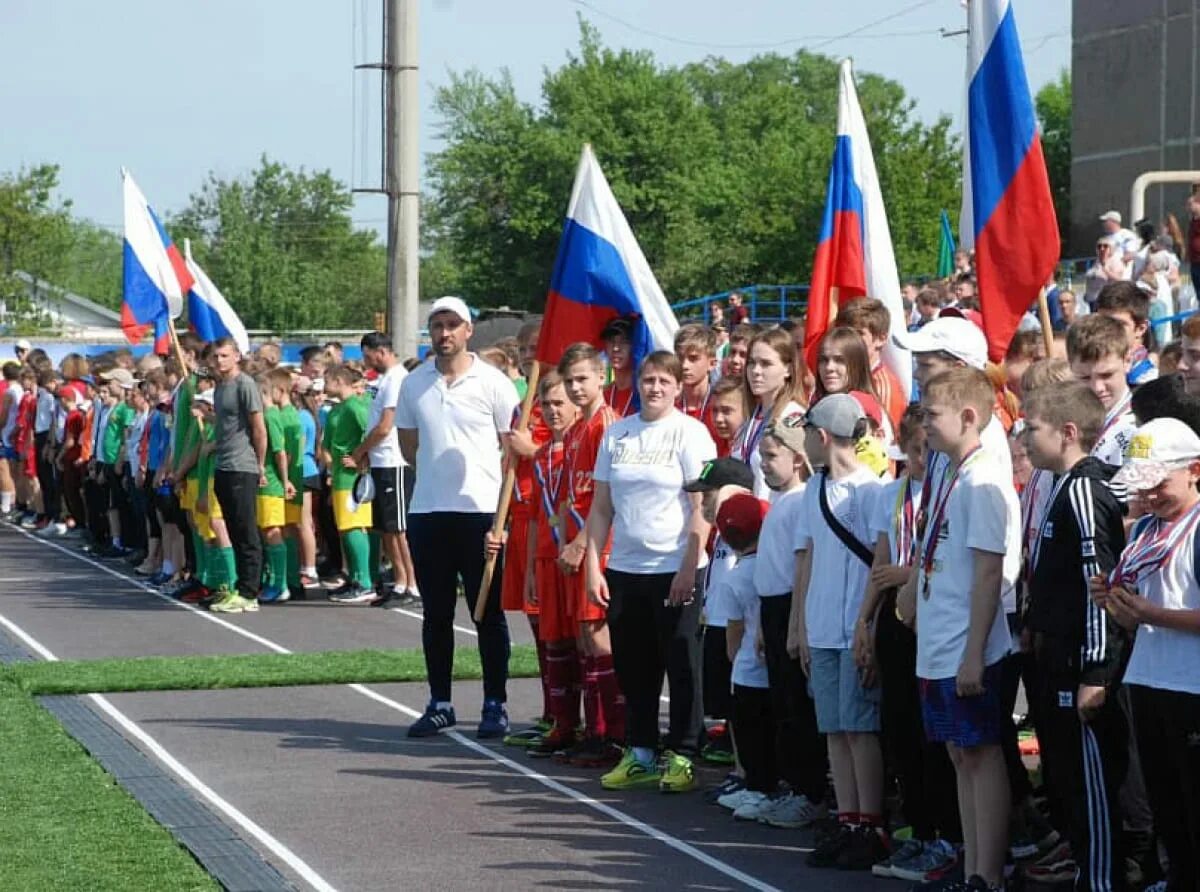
[395,353,518,514]
[368,362,407,469]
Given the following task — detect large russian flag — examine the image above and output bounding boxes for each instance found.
[804,60,910,398]
[536,144,678,370]
[962,0,1059,362]
[122,170,193,354]
[183,240,250,353]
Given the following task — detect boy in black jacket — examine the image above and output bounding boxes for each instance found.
[1022,381,1129,890]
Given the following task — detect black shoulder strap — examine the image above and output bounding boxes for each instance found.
[817,472,874,567]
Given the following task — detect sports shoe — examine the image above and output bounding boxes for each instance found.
[1023,857,1077,885]
[1028,840,1071,869]
[704,773,745,804]
[1141,883,1167,892]
[600,750,661,791]
[329,584,377,605]
[964,875,1003,891]
[299,573,319,589]
[806,822,855,867]
[757,792,825,829]
[527,728,575,758]
[134,562,158,576]
[407,702,456,737]
[837,825,890,871]
[180,585,213,604]
[502,728,543,748]
[258,586,289,604]
[209,593,259,613]
[893,838,960,883]
[658,750,696,793]
[564,738,623,768]
[700,739,736,766]
[873,839,926,878]
[477,699,509,739]
[19,513,39,529]
[717,788,767,812]
[321,573,348,590]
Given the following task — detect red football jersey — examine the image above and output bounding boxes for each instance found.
[509,401,550,519]
[531,440,567,560]
[562,405,615,538]
[603,383,636,418]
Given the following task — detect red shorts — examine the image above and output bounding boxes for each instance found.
[567,556,608,625]
[500,514,534,614]
[535,557,573,641]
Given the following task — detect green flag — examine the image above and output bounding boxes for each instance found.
[937,209,956,278]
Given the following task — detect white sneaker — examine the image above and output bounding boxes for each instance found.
[733,793,778,822]
[757,792,825,828]
[717,788,766,812]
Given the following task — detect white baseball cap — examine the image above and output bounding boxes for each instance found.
[428,296,472,324]
[1113,418,1200,491]
[1099,210,1122,224]
[15,339,32,352]
[892,316,988,370]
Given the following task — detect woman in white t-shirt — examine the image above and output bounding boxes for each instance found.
[731,329,807,499]
[585,351,717,791]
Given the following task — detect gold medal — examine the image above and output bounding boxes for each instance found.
[548,515,560,529]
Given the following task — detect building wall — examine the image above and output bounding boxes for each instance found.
[1071,0,1200,255]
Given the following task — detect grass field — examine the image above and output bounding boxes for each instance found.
[0,644,538,888]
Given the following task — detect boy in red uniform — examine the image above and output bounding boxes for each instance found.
[600,318,637,417]
[523,371,580,756]
[556,342,625,766]
[675,324,721,444]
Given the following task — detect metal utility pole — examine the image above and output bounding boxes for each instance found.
[385,0,419,358]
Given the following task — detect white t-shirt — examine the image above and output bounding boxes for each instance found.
[35,389,54,434]
[593,410,716,574]
[1122,520,1200,695]
[368,362,407,469]
[794,466,884,649]
[704,533,740,627]
[395,354,518,514]
[722,555,769,689]
[124,410,148,471]
[915,453,1016,680]
[1,382,24,447]
[1091,394,1136,469]
[754,483,806,597]
[871,476,925,566]
[733,399,805,500]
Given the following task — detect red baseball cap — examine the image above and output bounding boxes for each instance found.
[938,305,985,330]
[715,493,769,550]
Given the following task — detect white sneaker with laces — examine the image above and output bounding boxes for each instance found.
[733,793,779,822]
[717,788,766,812]
[757,792,825,828]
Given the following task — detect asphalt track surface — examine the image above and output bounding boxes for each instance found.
[0,523,892,891]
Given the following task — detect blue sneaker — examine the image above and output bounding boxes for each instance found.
[477,699,509,739]
[258,586,290,604]
[407,702,456,738]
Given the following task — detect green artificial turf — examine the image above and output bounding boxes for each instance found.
[0,679,219,891]
[4,644,540,696]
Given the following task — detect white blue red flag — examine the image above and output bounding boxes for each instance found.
[962,0,1059,362]
[122,170,193,353]
[803,60,910,397]
[537,144,678,371]
[183,240,250,354]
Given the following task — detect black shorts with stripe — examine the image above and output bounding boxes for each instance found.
[370,465,409,533]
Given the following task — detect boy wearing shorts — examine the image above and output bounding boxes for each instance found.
[906,366,1019,892]
[791,394,887,869]
[268,370,305,600]
[323,367,374,604]
[256,376,291,603]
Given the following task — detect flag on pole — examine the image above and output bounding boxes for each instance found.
[536,144,678,372]
[961,0,1059,362]
[183,240,250,354]
[937,209,956,278]
[122,170,192,353]
[803,59,910,400]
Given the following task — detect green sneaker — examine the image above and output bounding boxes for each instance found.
[503,728,544,748]
[532,717,553,734]
[600,749,661,791]
[210,594,259,614]
[659,750,696,793]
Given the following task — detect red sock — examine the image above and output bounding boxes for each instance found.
[546,642,580,734]
[837,811,859,825]
[858,812,882,828]
[593,652,625,743]
[530,618,551,722]
[581,654,603,739]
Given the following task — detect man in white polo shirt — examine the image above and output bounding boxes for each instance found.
[397,296,520,739]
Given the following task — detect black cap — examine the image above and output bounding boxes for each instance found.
[683,457,755,493]
[600,315,637,341]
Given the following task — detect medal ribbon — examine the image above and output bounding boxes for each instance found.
[734,404,768,462]
[893,478,919,567]
[535,445,564,546]
[1109,499,1200,587]
[1095,391,1132,447]
[920,446,984,588]
[604,383,633,417]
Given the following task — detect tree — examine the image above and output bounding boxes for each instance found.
[55,220,123,310]
[425,22,961,309]
[0,164,73,328]
[171,157,386,331]
[1036,69,1071,245]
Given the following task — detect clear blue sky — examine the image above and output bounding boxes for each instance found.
[0,0,1069,235]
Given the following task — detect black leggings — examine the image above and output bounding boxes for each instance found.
[732,684,776,793]
[606,569,704,755]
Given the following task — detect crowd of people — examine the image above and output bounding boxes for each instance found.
[2,242,1200,891]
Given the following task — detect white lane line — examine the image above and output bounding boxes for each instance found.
[6,526,775,892]
[0,611,338,892]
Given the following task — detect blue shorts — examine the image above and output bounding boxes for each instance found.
[919,661,1005,748]
[0,443,18,461]
[809,647,880,733]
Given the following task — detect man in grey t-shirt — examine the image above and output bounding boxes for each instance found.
[211,337,267,611]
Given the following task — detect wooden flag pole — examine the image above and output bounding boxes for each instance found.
[474,362,542,622]
[1036,287,1054,357]
[167,318,205,436]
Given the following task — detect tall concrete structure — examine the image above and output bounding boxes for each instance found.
[1071,0,1200,255]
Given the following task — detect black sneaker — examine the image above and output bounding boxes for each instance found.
[527,729,575,758]
[704,773,746,804]
[329,584,377,605]
[407,702,456,738]
[807,823,856,868]
[836,826,890,871]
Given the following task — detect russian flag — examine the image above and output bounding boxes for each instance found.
[183,240,250,354]
[122,170,193,354]
[536,144,678,371]
[962,0,1059,363]
[804,60,911,398]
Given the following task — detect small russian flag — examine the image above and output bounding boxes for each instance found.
[122,171,193,354]
[184,240,249,354]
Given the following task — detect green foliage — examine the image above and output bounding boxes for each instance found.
[426,21,961,308]
[171,156,386,331]
[55,219,123,310]
[1036,69,1071,245]
[0,164,74,329]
